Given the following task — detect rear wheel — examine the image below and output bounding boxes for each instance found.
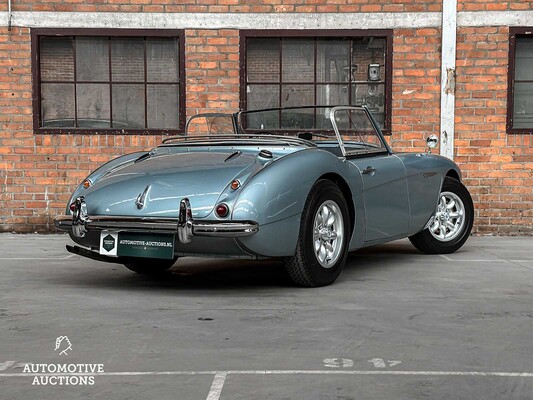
[123,257,178,275]
[284,180,350,287]
[409,177,474,254]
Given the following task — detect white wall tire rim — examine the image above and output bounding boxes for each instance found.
[313,200,344,268]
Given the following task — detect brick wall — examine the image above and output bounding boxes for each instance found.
[185,29,240,117]
[0,2,532,234]
[390,28,442,151]
[458,1,533,11]
[455,26,533,234]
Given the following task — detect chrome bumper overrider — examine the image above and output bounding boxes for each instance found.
[53,197,259,243]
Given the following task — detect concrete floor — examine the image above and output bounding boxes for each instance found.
[0,234,532,399]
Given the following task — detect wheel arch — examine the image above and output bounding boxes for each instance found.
[445,169,461,182]
[318,172,355,238]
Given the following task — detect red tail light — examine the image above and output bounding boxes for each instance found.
[215,203,229,218]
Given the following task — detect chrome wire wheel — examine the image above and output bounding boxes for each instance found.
[312,200,344,268]
[429,191,465,242]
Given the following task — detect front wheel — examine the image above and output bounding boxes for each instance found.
[284,180,350,287]
[123,257,178,275]
[409,177,474,254]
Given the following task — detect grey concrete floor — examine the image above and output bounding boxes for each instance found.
[0,234,532,399]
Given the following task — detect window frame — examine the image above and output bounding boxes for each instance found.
[507,27,533,134]
[239,29,393,135]
[31,28,186,135]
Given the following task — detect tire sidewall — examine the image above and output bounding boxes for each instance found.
[414,177,474,254]
[434,178,474,248]
[301,181,350,286]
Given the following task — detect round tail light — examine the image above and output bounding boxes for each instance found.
[230,180,240,190]
[69,202,77,212]
[215,203,229,218]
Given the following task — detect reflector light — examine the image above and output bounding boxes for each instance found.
[231,180,240,190]
[216,203,229,218]
[82,179,91,189]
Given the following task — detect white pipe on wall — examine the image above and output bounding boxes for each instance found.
[439,0,458,160]
[7,0,12,30]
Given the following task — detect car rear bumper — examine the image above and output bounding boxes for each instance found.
[54,197,259,243]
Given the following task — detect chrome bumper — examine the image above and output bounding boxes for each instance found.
[54,197,258,243]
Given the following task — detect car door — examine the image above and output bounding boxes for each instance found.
[349,154,409,242]
[330,107,409,242]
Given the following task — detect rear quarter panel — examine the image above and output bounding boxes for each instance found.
[234,148,364,257]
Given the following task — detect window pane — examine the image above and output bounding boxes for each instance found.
[41,83,75,127]
[282,39,314,82]
[281,84,314,107]
[247,39,280,83]
[111,38,144,82]
[351,83,385,129]
[317,40,350,82]
[317,84,349,106]
[147,38,179,82]
[112,84,144,128]
[352,38,386,82]
[40,37,74,81]
[76,84,111,127]
[515,37,533,81]
[281,85,314,129]
[247,84,279,109]
[246,85,280,129]
[513,83,533,129]
[147,84,179,129]
[76,37,109,82]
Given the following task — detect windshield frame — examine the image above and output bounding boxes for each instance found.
[238,105,392,157]
[328,106,392,157]
[167,106,392,156]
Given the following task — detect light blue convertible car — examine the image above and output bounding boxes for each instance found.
[54,106,474,286]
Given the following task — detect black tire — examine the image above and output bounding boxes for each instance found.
[123,257,178,275]
[284,180,350,287]
[409,177,474,254]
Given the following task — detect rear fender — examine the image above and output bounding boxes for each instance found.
[65,151,148,214]
[234,149,362,257]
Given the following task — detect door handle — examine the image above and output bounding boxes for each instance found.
[361,166,376,175]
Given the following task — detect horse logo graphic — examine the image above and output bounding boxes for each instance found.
[54,336,72,356]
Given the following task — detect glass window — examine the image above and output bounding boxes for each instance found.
[509,33,533,131]
[35,31,184,133]
[243,33,391,132]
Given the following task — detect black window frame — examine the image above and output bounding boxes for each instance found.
[239,29,393,135]
[31,28,186,135]
[507,27,533,134]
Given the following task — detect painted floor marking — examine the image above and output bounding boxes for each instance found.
[2,370,533,378]
[0,255,76,260]
[438,255,511,262]
[205,372,227,400]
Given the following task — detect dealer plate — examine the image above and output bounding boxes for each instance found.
[99,231,175,259]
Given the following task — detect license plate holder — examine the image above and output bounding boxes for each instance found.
[99,231,175,260]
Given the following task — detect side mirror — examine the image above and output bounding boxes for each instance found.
[426,135,438,154]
